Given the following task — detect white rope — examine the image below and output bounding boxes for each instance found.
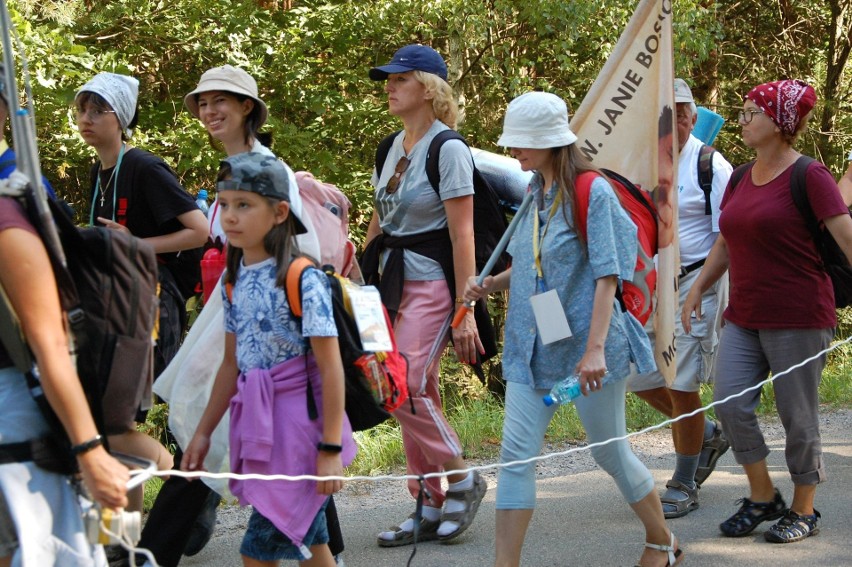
[130,334,852,486]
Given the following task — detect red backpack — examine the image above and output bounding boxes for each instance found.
[575,170,658,325]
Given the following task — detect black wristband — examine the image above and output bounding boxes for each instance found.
[317,442,343,454]
[70,434,104,456]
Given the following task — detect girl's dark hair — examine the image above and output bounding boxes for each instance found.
[197,91,272,150]
[218,162,299,288]
[75,91,139,142]
[551,144,615,249]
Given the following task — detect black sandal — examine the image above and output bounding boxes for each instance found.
[764,509,820,543]
[720,488,787,537]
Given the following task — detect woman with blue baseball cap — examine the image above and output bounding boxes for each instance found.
[362,44,487,547]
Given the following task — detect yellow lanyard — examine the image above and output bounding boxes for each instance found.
[532,190,562,287]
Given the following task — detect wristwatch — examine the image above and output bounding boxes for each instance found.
[317,442,343,454]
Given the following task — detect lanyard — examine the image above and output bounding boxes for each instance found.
[89,142,126,226]
[532,189,562,290]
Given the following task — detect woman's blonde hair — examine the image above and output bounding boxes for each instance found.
[413,70,458,129]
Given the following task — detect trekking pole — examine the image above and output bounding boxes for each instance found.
[451,188,534,329]
[0,0,65,265]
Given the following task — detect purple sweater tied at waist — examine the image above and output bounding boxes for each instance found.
[229,353,356,549]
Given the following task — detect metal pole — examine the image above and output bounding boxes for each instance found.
[0,0,65,265]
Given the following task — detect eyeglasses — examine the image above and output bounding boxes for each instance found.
[75,108,117,121]
[385,156,410,194]
[737,109,765,125]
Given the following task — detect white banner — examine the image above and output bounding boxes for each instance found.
[572,0,679,383]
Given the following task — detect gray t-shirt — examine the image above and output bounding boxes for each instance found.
[371,120,474,280]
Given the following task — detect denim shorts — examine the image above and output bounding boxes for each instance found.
[240,498,329,561]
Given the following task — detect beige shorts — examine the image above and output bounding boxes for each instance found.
[628,269,723,393]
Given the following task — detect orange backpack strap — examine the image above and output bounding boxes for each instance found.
[285,256,317,318]
[574,171,600,241]
[225,281,234,303]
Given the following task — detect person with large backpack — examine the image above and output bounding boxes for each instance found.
[683,80,852,543]
[628,79,734,520]
[181,152,356,567]
[361,44,487,547]
[0,192,129,565]
[462,92,682,567]
[75,72,206,532]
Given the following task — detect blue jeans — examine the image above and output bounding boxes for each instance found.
[240,498,330,561]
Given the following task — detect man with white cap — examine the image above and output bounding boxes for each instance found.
[628,78,733,519]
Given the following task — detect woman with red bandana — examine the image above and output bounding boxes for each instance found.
[683,80,852,543]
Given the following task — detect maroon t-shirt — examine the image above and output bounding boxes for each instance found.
[719,160,847,329]
[0,197,37,369]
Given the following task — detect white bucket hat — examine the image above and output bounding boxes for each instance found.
[184,65,268,126]
[497,91,577,148]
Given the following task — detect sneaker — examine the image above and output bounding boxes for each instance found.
[695,421,730,487]
[720,488,787,537]
[765,509,820,543]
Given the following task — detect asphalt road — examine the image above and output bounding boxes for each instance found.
[180,409,852,567]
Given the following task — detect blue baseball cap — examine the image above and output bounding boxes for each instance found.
[369,44,448,81]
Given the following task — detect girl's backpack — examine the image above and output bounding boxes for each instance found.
[225,256,411,431]
[575,170,659,325]
[285,257,410,431]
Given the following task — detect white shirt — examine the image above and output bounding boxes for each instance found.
[677,134,733,265]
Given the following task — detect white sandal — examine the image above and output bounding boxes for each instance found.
[638,531,683,566]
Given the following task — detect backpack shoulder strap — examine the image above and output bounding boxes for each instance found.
[285,256,318,318]
[788,155,820,241]
[574,171,600,241]
[425,130,468,195]
[374,131,402,179]
[697,144,716,215]
[727,161,755,197]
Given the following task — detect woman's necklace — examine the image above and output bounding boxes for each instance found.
[98,165,118,207]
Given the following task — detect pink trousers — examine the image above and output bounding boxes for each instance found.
[391,279,462,507]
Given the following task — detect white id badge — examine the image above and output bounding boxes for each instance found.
[530,289,572,345]
[346,284,393,352]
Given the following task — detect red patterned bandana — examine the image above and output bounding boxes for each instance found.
[745,80,816,136]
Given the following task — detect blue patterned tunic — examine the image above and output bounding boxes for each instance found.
[503,173,655,389]
[222,258,337,372]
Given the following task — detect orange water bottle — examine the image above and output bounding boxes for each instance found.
[200,245,227,304]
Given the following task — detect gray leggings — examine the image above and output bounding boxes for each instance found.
[713,322,832,485]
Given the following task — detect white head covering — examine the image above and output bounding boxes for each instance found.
[76,72,139,135]
[497,91,578,149]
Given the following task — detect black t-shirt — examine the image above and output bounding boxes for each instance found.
[90,147,197,254]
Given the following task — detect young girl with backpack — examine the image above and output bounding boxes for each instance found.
[462,92,682,567]
[181,152,355,567]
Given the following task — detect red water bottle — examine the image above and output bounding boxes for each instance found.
[200,245,227,304]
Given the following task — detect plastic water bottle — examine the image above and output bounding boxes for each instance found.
[542,372,612,406]
[196,189,210,217]
[200,246,227,304]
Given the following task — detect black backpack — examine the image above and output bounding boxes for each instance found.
[0,191,159,472]
[729,156,852,308]
[375,130,511,274]
[697,144,716,215]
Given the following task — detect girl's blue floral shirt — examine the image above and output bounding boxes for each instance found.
[223,258,337,372]
[503,173,655,390]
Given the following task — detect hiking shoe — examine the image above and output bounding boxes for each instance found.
[438,471,488,542]
[720,488,787,537]
[765,509,821,543]
[695,421,730,487]
[661,479,699,519]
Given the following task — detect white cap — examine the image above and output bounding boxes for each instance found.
[674,78,694,104]
[497,91,577,149]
